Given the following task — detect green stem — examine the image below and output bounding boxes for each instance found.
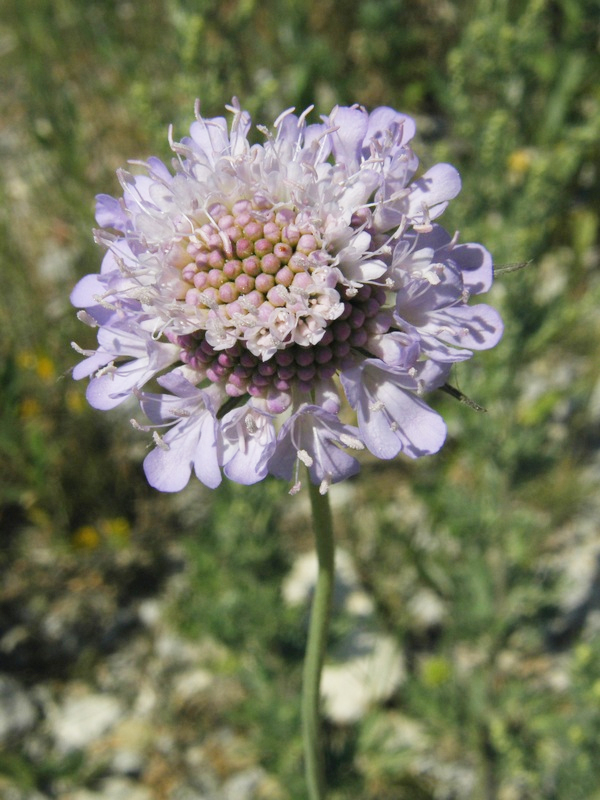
[302,480,335,800]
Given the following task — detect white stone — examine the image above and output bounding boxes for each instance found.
[321,634,405,724]
[282,551,318,606]
[406,587,446,629]
[284,548,405,723]
[282,548,361,608]
[63,779,152,800]
[346,589,375,617]
[137,598,162,629]
[50,692,124,752]
[0,674,38,741]
[221,767,266,800]
[172,668,214,705]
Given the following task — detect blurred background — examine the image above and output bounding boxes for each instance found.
[1,0,600,798]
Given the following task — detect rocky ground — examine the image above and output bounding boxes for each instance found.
[2,469,600,800]
[0,526,285,800]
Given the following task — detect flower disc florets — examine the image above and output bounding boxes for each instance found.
[71,99,503,493]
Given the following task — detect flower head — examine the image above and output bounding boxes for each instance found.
[72,100,502,492]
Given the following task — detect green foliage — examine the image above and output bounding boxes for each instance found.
[1,0,599,796]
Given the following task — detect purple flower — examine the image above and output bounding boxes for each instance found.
[72,307,180,410]
[138,372,223,492]
[221,405,276,485]
[71,100,503,492]
[268,405,363,494]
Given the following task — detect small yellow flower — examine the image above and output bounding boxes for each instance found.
[66,388,86,414]
[507,149,532,176]
[103,516,131,542]
[16,350,36,371]
[73,525,101,549]
[20,397,41,419]
[36,355,56,382]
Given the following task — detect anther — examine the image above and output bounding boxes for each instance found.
[152,431,170,451]
[130,418,150,432]
[95,363,117,379]
[297,449,313,467]
[76,311,99,327]
[71,341,97,356]
[319,475,331,495]
[340,434,365,450]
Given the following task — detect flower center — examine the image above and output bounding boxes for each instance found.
[176,281,386,400]
[181,196,325,313]
[169,194,386,401]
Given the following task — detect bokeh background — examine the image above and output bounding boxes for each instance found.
[1,0,600,798]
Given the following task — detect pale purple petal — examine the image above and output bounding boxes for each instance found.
[313,378,342,414]
[143,411,221,492]
[142,385,222,492]
[70,273,107,307]
[122,174,157,212]
[446,242,493,294]
[221,406,276,484]
[143,424,198,492]
[188,116,230,162]
[157,370,208,400]
[95,194,127,230]
[86,370,140,410]
[341,360,447,459]
[72,350,113,381]
[366,330,421,367]
[400,227,493,294]
[395,267,464,320]
[418,335,475,363]
[405,163,462,223]
[193,413,223,488]
[147,157,173,183]
[268,406,362,487]
[422,304,504,350]
[363,107,416,153]
[326,106,369,169]
[78,319,180,409]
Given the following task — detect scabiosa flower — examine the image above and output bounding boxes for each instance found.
[71,99,503,493]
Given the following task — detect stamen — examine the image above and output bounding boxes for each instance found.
[152,431,170,451]
[244,412,258,434]
[413,202,433,234]
[171,407,192,417]
[92,294,118,311]
[297,449,313,467]
[130,418,152,432]
[76,311,99,327]
[95,363,117,379]
[319,475,331,495]
[297,105,314,127]
[274,107,296,128]
[339,434,365,450]
[71,341,97,356]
